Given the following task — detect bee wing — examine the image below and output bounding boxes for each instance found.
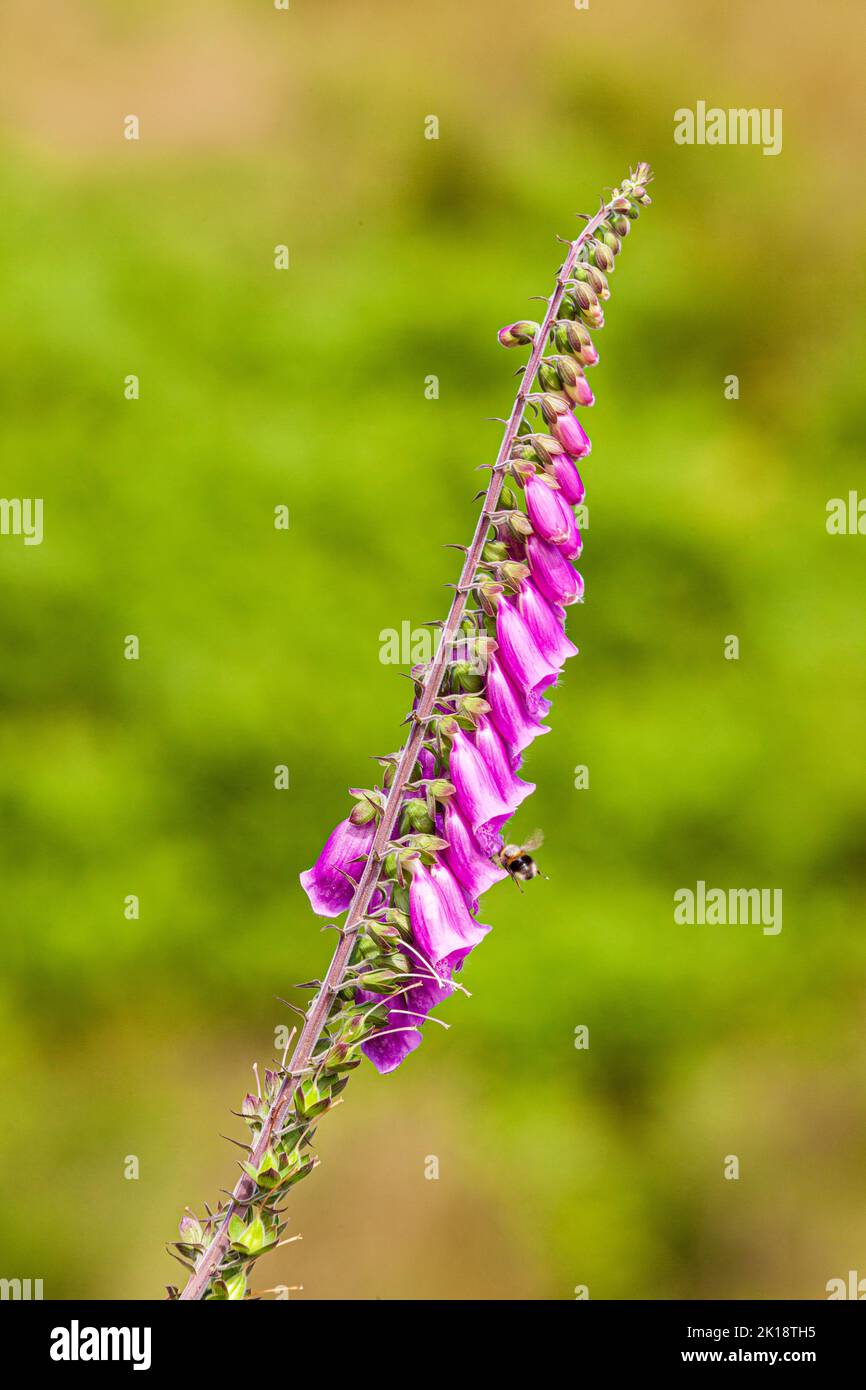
[523,829,545,852]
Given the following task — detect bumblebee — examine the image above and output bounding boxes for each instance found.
[497,831,547,888]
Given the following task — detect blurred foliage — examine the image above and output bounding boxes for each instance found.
[1,0,865,1299]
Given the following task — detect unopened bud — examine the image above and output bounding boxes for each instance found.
[497,320,540,348]
[610,195,632,213]
[482,540,509,563]
[590,241,615,273]
[609,214,630,237]
[600,228,621,255]
[452,660,484,693]
[402,797,435,832]
[537,359,562,393]
[574,262,608,298]
[570,281,597,313]
[554,357,594,408]
[427,778,455,802]
[500,560,530,591]
[508,510,533,538]
[349,796,378,826]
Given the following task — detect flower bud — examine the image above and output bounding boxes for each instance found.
[497,320,540,348]
[569,281,598,313]
[500,560,530,591]
[610,195,632,213]
[573,262,607,297]
[551,356,594,407]
[482,540,509,563]
[537,359,563,393]
[552,409,591,456]
[452,660,484,693]
[590,241,615,273]
[554,320,599,367]
[402,797,435,832]
[609,214,630,237]
[508,509,534,538]
[427,779,455,802]
[580,302,605,330]
[179,1213,203,1246]
[600,228,621,255]
[349,795,378,826]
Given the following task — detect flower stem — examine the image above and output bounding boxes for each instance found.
[179,193,621,1301]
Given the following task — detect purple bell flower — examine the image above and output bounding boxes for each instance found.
[517,580,579,668]
[484,653,551,765]
[360,967,453,1075]
[300,816,375,918]
[495,596,559,715]
[448,725,514,853]
[551,452,586,504]
[553,413,591,460]
[525,473,571,545]
[473,715,535,815]
[526,534,584,606]
[440,798,508,909]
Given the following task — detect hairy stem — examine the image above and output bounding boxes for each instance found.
[179,196,617,1300]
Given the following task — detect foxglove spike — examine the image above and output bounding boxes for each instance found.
[175,162,654,1302]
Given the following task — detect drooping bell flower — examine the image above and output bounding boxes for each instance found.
[495,596,559,715]
[473,715,535,813]
[440,797,508,909]
[517,580,579,668]
[448,725,514,853]
[552,452,586,503]
[525,472,571,546]
[555,501,581,561]
[362,858,490,1075]
[360,967,454,1075]
[552,411,591,460]
[484,653,550,765]
[300,815,375,917]
[526,534,584,606]
[420,859,491,972]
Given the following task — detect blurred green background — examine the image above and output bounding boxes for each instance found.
[1,0,865,1300]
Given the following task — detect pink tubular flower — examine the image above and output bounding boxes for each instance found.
[495,596,559,714]
[569,373,595,408]
[473,715,535,815]
[552,452,586,503]
[360,967,453,1075]
[300,816,374,917]
[552,413,591,460]
[448,725,514,853]
[409,859,490,974]
[484,653,550,764]
[525,473,570,545]
[362,858,491,1075]
[517,580,579,668]
[526,534,584,606]
[440,798,507,909]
